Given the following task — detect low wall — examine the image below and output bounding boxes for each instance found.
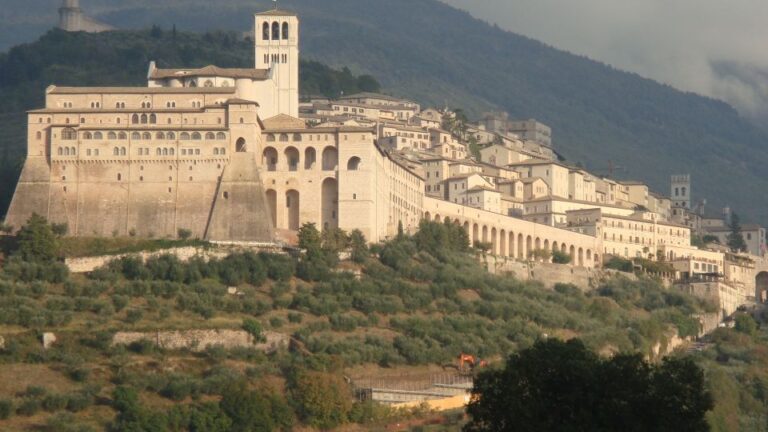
[112,329,288,353]
[483,255,636,291]
[392,394,469,411]
[66,243,285,273]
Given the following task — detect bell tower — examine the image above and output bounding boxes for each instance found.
[671,174,691,210]
[255,9,300,118]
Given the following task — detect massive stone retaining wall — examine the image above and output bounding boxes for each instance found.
[65,243,285,273]
[112,329,288,353]
[482,255,637,291]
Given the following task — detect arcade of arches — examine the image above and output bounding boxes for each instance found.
[423,205,599,268]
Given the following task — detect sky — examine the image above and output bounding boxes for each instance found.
[441,0,768,122]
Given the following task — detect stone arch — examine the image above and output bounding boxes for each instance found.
[578,248,584,267]
[262,22,270,40]
[263,147,278,171]
[473,224,479,245]
[482,226,489,244]
[518,233,524,258]
[321,178,338,231]
[424,212,432,222]
[347,156,361,171]
[535,237,541,252]
[552,241,559,253]
[757,272,768,303]
[140,114,148,124]
[236,137,247,152]
[286,189,300,230]
[434,214,442,222]
[509,232,515,258]
[544,239,550,251]
[561,243,567,254]
[491,228,498,255]
[282,22,289,40]
[265,189,277,228]
[322,147,338,171]
[526,236,533,259]
[285,146,300,171]
[570,245,576,264]
[500,229,506,257]
[304,147,316,170]
[272,21,280,40]
[463,221,471,245]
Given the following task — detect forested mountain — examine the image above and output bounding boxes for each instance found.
[0,29,379,217]
[2,0,768,222]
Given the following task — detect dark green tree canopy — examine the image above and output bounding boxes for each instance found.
[727,213,748,252]
[465,338,713,432]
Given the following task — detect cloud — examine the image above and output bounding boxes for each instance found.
[441,0,768,122]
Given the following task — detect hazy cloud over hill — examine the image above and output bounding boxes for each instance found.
[442,0,768,123]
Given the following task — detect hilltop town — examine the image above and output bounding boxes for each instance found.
[2,2,768,430]
[4,3,766,326]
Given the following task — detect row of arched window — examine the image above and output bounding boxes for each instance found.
[62,128,227,141]
[262,21,290,41]
[266,133,303,142]
[132,114,157,124]
[57,147,77,156]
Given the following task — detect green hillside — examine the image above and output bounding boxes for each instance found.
[1,219,763,430]
[0,28,379,217]
[23,0,764,223]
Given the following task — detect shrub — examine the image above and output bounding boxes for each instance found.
[16,398,41,416]
[242,319,266,342]
[125,308,144,324]
[0,399,12,419]
[552,250,572,264]
[269,317,285,329]
[177,228,192,240]
[735,313,758,336]
[42,393,68,412]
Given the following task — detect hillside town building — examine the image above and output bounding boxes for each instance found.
[8,6,768,318]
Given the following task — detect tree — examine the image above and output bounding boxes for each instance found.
[734,313,758,336]
[552,249,572,264]
[292,370,353,429]
[14,213,60,262]
[220,383,293,432]
[465,338,712,432]
[242,319,266,343]
[727,213,747,252]
[321,227,349,255]
[298,223,322,253]
[349,229,369,263]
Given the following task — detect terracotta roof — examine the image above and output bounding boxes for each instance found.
[256,8,298,16]
[150,65,270,80]
[262,114,307,130]
[47,86,236,95]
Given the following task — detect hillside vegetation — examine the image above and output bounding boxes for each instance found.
[6,0,764,223]
[0,28,379,217]
[2,218,758,430]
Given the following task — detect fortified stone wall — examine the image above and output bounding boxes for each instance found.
[112,329,288,352]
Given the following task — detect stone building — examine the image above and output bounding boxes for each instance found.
[58,0,113,33]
